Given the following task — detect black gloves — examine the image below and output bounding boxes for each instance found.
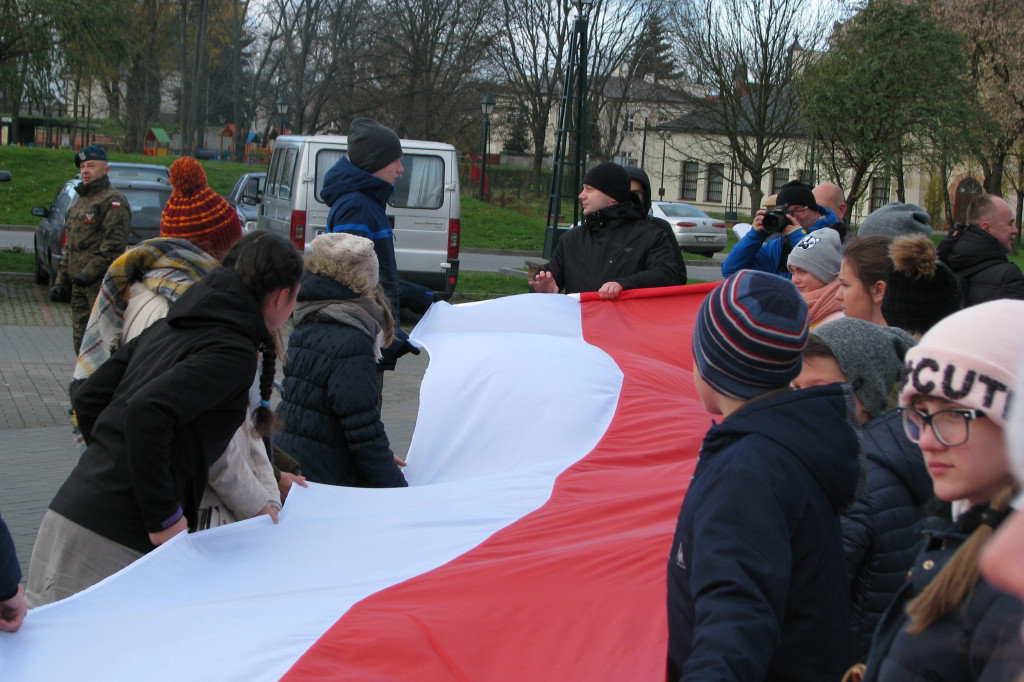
[49,283,68,301]
[71,273,92,287]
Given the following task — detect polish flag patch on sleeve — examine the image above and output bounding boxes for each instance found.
[111,201,122,208]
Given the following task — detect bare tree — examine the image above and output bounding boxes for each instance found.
[491,0,572,188]
[669,0,839,216]
[359,0,496,142]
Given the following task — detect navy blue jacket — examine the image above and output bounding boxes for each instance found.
[722,207,838,278]
[863,507,1024,681]
[667,385,861,681]
[842,409,932,660]
[275,271,407,489]
[0,512,20,602]
[322,156,407,370]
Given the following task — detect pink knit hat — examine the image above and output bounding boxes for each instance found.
[901,299,1024,429]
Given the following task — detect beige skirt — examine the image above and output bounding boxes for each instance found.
[25,510,143,608]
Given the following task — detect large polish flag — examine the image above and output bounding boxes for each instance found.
[1,284,715,681]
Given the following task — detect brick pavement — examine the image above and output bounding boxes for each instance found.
[0,277,426,585]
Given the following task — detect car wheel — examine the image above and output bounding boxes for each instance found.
[34,244,48,284]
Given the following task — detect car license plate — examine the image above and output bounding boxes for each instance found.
[695,236,716,243]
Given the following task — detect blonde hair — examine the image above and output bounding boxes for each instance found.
[905,483,1016,633]
[373,284,395,347]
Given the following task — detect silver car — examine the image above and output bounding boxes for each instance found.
[651,201,727,256]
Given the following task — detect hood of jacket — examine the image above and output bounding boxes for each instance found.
[862,409,933,506]
[321,156,394,208]
[942,224,1009,271]
[582,200,646,231]
[296,269,359,303]
[703,384,862,510]
[625,166,653,216]
[165,267,268,345]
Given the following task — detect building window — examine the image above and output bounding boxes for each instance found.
[681,162,699,201]
[626,113,635,132]
[706,163,724,203]
[772,168,790,195]
[870,177,890,213]
[799,168,814,186]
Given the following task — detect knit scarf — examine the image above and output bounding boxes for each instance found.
[73,238,218,381]
[292,298,386,360]
[803,278,844,330]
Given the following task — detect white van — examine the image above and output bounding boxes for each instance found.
[256,134,460,297]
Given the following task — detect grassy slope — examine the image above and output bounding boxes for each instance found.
[460,194,545,252]
[0,146,258,226]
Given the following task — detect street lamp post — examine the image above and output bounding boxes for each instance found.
[659,129,667,200]
[276,95,290,137]
[42,97,52,149]
[479,93,496,201]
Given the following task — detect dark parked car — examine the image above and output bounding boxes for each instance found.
[32,177,172,286]
[225,171,266,232]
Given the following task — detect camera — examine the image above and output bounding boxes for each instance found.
[761,207,794,234]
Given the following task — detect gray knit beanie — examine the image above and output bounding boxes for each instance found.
[811,317,916,419]
[857,202,931,239]
[787,227,842,284]
[347,118,403,174]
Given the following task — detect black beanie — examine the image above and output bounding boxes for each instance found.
[348,118,403,174]
[582,162,632,204]
[776,180,818,211]
[881,234,962,336]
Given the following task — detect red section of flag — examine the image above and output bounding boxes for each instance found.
[282,285,713,681]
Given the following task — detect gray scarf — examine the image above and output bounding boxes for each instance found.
[292,297,386,360]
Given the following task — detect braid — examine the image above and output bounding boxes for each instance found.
[252,333,282,437]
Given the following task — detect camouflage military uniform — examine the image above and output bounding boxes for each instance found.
[56,175,131,352]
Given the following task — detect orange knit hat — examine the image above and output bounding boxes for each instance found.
[161,157,242,260]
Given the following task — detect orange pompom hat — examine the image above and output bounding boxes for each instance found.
[161,157,242,259]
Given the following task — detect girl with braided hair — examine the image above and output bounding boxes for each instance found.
[857,300,1024,681]
[26,230,303,607]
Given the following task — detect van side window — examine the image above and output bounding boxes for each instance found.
[279,148,298,201]
[315,149,346,204]
[390,155,444,210]
[265,150,282,197]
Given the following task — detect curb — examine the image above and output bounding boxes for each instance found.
[0,272,33,280]
[0,225,34,232]
[461,248,542,257]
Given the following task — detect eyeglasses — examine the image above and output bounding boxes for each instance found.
[898,406,986,447]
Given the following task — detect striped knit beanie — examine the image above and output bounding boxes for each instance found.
[161,157,242,260]
[693,270,809,399]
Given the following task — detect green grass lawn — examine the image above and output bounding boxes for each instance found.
[451,270,529,300]
[0,146,260,226]
[460,195,546,252]
[0,247,32,272]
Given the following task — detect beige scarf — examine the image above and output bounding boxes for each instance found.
[803,278,843,329]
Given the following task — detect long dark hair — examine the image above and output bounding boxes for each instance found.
[220,231,303,434]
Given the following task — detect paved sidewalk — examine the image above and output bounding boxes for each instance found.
[0,278,427,584]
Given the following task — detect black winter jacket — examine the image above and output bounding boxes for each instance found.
[275,271,407,488]
[863,506,1024,682]
[667,385,861,681]
[52,268,267,553]
[0,512,20,601]
[542,202,681,294]
[938,225,1024,306]
[842,409,932,660]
